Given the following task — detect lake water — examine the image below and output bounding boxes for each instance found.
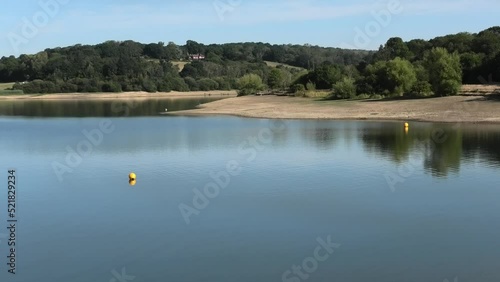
[0,99,499,282]
[0,97,224,117]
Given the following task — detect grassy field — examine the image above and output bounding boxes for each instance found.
[146,59,188,72]
[0,83,15,90]
[150,60,301,73]
[172,61,188,72]
[173,60,304,72]
[265,61,305,71]
[460,84,500,95]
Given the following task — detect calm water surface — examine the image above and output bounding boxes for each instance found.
[0,101,499,282]
[0,96,224,117]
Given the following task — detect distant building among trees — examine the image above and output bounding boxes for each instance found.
[189,54,205,60]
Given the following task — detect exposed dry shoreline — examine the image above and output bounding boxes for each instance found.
[0,90,237,100]
[1,88,499,123]
[169,95,500,124]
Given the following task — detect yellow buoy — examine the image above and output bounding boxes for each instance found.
[129,179,137,186]
[129,172,136,180]
[404,122,409,128]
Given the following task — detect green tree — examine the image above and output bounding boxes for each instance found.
[430,32,474,54]
[198,78,219,91]
[184,77,199,91]
[374,37,411,61]
[144,42,166,59]
[186,40,204,55]
[424,47,462,96]
[385,57,417,96]
[237,74,265,96]
[407,39,432,61]
[460,52,485,83]
[291,84,306,96]
[169,77,190,91]
[313,64,343,89]
[165,42,183,61]
[363,61,390,94]
[409,81,433,97]
[331,77,356,99]
[412,60,429,82]
[268,68,284,90]
[472,29,500,59]
[306,81,316,91]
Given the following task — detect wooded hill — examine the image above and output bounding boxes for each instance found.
[0,26,498,97]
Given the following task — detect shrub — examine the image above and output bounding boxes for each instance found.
[354,93,371,100]
[408,81,433,97]
[437,79,461,96]
[13,80,59,93]
[100,81,122,92]
[142,79,157,92]
[332,77,356,99]
[213,77,231,90]
[59,82,79,93]
[170,77,189,92]
[237,74,265,96]
[157,81,172,92]
[291,84,306,93]
[370,94,384,100]
[184,77,199,91]
[306,81,316,91]
[198,78,219,91]
[73,78,100,92]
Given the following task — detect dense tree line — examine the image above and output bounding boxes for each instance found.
[0,26,498,96]
[0,40,368,94]
[372,27,500,84]
[291,26,499,98]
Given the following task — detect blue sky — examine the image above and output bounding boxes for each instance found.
[1,0,499,57]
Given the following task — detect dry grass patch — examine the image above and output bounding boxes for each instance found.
[265,61,305,71]
[304,90,330,99]
[172,61,188,72]
[0,83,15,90]
[460,84,500,95]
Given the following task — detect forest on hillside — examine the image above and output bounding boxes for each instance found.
[0,26,499,98]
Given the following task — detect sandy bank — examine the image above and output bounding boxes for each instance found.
[0,90,237,100]
[169,95,500,123]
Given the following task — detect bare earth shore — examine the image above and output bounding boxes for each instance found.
[0,90,237,100]
[170,95,500,123]
[1,88,499,123]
